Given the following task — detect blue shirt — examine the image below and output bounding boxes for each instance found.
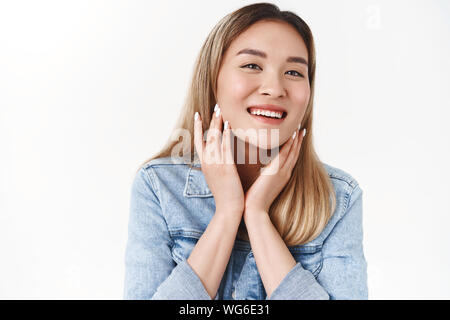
[123,156,368,300]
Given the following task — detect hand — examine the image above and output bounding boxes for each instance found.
[193,105,245,216]
[244,128,306,216]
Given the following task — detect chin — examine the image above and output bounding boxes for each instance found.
[238,131,284,150]
[230,125,288,150]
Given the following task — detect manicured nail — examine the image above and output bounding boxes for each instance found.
[214,103,219,112]
[303,128,307,137]
[194,112,199,121]
[224,120,229,130]
[298,123,301,130]
[292,130,297,140]
[215,107,220,117]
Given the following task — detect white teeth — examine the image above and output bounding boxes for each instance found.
[250,109,282,119]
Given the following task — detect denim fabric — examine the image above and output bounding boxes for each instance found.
[123,156,368,300]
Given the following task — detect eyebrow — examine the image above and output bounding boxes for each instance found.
[236,48,308,65]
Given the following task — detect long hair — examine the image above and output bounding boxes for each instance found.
[139,2,336,246]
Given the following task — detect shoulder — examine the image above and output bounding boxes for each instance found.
[307,162,363,245]
[136,156,196,193]
[141,156,194,169]
[321,161,363,209]
[321,161,362,206]
[139,156,195,176]
[321,162,360,190]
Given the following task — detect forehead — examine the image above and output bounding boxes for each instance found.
[224,20,308,61]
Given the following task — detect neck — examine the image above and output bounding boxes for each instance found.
[232,131,274,193]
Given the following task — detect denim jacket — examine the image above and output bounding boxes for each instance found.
[123,156,368,300]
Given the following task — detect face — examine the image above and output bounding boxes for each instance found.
[216,19,310,150]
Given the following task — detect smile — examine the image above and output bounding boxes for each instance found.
[246,107,287,125]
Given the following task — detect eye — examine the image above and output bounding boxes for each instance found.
[286,70,304,78]
[241,64,304,78]
[241,63,261,70]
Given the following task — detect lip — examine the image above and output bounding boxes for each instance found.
[247,104,287,114]
[246,104,288,125]
[248,112,286,125]
[247,108,287,125]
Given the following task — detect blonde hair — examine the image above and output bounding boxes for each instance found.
[139,2,336,246]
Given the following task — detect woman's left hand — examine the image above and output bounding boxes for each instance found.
[244,128,305,216]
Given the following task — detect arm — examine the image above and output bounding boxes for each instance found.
[124,167,239,300]
[187,209,242,299]
[245,184,367,300]
[244,210,329,299]
[243,210,297,298]
[316,185,368,299]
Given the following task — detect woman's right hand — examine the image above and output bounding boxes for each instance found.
[193,104,245,216]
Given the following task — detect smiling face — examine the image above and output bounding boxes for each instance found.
[216,19,310,150]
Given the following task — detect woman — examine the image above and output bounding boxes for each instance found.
[124,2,368,300]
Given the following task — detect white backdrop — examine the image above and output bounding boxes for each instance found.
[1,0,449,299]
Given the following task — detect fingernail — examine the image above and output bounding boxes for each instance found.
[194,112,199,121]
[292,130,297,140]
[303,128,307,137]
[298,123,301,131]
[215,107,220,117]
[214,103,219,112]
[224,120,229,130]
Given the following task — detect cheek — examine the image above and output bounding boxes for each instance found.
[293,84,310,107]
[223,73,252,104]
[291,84,310,118]
[217,70,254,121]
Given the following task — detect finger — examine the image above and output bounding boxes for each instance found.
[296,128,306,157]
[285,127,304,171]
[214,104,223,131]
[222,120,234,165]
[279,131,296,165]
[206,104,222,144]
[193,112,205,163]
[283,129,299,168]
[261,133,294,176]
[205,104,223,164]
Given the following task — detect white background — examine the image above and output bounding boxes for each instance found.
[1,0,449,299]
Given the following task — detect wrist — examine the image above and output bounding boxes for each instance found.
[243,208,269,223]
[215,207,243,223]
[215,201,244,217]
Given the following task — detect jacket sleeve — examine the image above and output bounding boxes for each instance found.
[123,167,217,300]
[268,184,368,300]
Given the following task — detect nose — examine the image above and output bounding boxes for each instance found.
[258,72,286,98]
